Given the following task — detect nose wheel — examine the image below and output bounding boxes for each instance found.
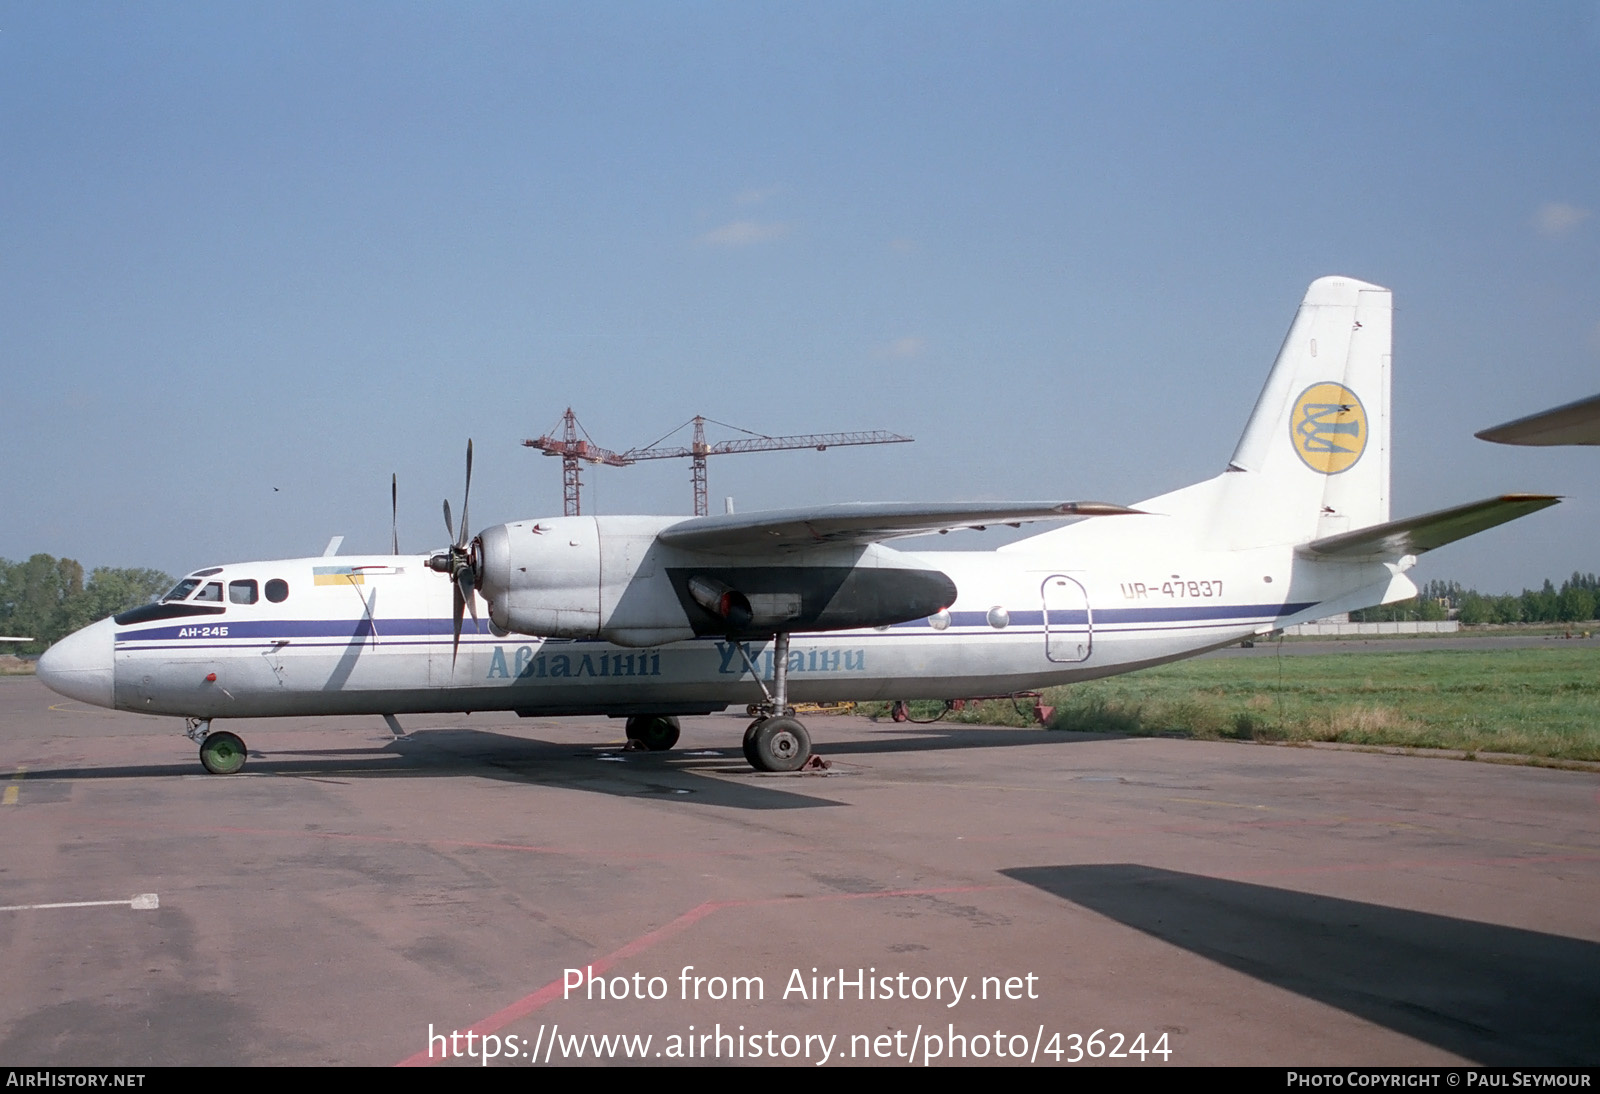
[188,718,248,775]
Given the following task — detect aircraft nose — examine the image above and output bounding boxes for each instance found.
[37,617,115,709]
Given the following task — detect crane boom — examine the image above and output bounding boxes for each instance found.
[524,411,914,517]
[620,417,913,516]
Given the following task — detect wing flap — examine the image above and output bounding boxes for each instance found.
[657,501,1139,553]
[1298,494,1559,559]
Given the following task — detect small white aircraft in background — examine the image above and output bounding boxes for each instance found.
[39,277,1556,775]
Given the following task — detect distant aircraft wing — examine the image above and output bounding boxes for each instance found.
[656,501,1139,553]
[1477,393,1600,446]
[1298,495,1560,559]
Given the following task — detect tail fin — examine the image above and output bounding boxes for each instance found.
[1219,275,1391,546]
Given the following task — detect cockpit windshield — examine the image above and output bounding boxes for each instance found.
[161,578,202,603]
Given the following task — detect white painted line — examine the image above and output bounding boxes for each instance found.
[0,893,159,913]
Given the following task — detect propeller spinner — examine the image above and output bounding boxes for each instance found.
[427,439,481,663]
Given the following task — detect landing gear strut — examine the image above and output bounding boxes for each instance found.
[737,632,813,773]
[625,714,681,751]
[187,718,248,775]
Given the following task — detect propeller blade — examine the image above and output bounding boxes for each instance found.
[443,498,454,544]
[450,578,465,666]
[391,474,399,555]
[457,566,478,632]
[458,439,473,549]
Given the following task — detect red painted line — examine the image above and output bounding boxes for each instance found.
[395,883,1007,1067]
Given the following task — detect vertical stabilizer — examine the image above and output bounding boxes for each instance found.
[1201,276,1391,548]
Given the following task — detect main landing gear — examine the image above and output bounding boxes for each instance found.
[737,632,814,773]
[624,714,681,751]
[187,718,247,775]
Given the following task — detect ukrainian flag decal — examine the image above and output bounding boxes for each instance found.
[1291,382,1366,474]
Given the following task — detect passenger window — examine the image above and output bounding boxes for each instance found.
[194,582,223,603]
[265,579,289,603]
[228,580,259,605]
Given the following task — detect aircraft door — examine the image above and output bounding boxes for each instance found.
[1041,574,1092,663]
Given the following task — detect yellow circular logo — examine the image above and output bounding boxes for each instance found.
[1290,382,1367,474]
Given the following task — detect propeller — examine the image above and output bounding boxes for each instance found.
[428,440,479,664]
[391,473,399,555]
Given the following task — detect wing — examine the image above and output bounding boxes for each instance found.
[1477,393,1600,446]
[1298,495,1560,559]
[656,501,1139,553]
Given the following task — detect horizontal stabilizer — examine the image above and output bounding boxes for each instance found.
[658,501,1139,553]
[1298,494,1560,559]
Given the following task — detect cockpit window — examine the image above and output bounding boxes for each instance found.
[193,582,223,603]
[228,580,259,605]
[265,579,289,603]
[161,578,201,602]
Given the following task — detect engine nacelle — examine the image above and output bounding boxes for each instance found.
[476,515,958,648]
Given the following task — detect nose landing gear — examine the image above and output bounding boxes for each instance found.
[187,718,248,775]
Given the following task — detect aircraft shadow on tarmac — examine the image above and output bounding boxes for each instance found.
[796,721,1117,758]
[13,729,841,811]
[1005,863,1600,1065]
[15,719,1107,811]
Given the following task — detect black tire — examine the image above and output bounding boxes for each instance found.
[199,730,247,775]
[742,719,763,767]
[625,715,680,752]
[747,716,811,773]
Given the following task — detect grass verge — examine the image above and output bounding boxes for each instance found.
[867,647,1600,762]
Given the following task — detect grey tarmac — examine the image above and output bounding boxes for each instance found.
[0,675,1595,1067]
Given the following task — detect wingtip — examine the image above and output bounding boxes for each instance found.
[1057,502,1146,517]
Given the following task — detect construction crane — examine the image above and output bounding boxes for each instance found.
[621,416,914,517]
[522,408,631,516]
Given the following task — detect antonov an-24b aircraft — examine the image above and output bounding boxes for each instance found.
[39,278,1556,775]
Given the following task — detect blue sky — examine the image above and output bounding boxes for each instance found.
[2,2,1597,592]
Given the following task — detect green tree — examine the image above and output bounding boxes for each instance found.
[1522,580,1559,623]
[1557,583,1596,623]
[0,556,171,653]
[1457,591,1491,625]
[0,554,84,650]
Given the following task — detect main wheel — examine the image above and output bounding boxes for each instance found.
[742,719,764,766]
[199,730,247,775]
[747,716,811,773]
[624,715,680,751]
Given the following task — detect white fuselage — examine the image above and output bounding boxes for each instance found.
[42,531,1393,723]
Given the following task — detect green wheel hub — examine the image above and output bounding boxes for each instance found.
[199,731,247,775]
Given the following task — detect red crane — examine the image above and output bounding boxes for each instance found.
[522,408,631,516]
[621,416,914,517]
